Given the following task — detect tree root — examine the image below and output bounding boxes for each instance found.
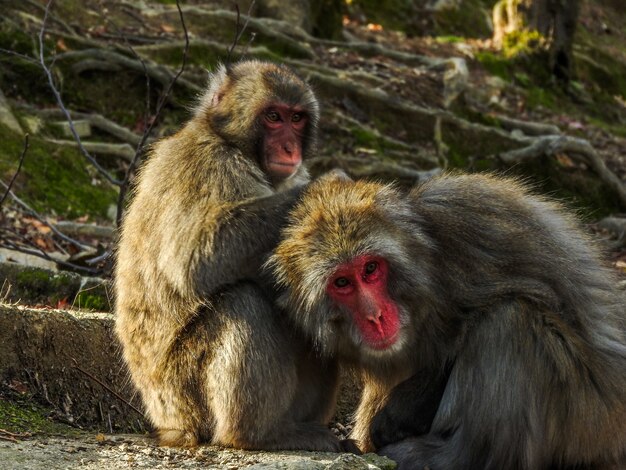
[54,49,201,94]
[45,139,135,161]
[492,114,561,136]
[496,135,626,207]
[14,104,144,146]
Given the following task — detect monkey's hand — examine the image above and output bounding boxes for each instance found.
[317,168,352,183]
[340,438,363,455]
[371,403,417,449]
[370,367,450,449]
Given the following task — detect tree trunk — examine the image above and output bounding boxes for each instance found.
[493,0,580,81]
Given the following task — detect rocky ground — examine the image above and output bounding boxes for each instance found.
[0,433,395,470]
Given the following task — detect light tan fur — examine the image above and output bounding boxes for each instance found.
[115,60,343,451]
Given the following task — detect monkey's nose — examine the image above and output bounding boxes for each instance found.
[367,312,384,336]
[283,143,293,154]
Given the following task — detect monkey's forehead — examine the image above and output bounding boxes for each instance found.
[228,61,314,106]
[276,179,408,269]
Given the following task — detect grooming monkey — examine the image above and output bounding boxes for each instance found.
[269,173,626,469]
[115,60,347,451]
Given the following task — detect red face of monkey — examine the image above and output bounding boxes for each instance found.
[261,104,308,182]
[326,255,401,350]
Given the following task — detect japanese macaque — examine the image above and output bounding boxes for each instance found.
[115,60,348,451]
[269,173,626,469]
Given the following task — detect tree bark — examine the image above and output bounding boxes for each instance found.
[493,0,580,81]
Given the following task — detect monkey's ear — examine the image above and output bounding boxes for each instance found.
[210,92,224,107]
[198,64,228,111]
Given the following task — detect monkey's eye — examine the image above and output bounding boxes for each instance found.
[291,113,303,123]
[334,277,350,288]
[365,262,378,275]
[266,111,280,122]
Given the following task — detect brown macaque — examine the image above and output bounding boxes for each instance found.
[115,60,349,451]
[269,173,626,469]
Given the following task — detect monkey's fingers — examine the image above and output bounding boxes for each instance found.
[339,438,363,455]
[317,168,352,183]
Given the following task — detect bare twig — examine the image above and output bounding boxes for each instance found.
[101,12,153,138]
[115,0,190,227]
[71,359,145,418]
[0,48,39,64]
[242,31,257,57]
[0,180,88,250]
[0,134,29,207]
[0,234,99,275]
[226,0,256,64]
[37,0,122,186]
[23,0,75,34]
[0,429,31,442]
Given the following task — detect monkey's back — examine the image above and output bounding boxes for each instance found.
[409,172,626,463]
[409,173,622,319]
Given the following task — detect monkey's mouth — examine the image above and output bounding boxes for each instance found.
[367,330,400,351]
[267,160,300,179]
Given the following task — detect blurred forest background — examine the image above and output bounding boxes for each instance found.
[0,0,625,311]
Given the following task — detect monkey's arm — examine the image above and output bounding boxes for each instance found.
[370,365,451,449]
[196,187,303,296]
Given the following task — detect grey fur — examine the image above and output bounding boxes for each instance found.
[270,173,626,468]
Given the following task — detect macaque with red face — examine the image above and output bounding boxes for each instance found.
[116,60,352,452]
[269,174,626,469]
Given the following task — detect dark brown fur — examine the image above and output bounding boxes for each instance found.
[269,173,626,469]
[115,60,344,451]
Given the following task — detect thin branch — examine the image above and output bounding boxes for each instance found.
[115,0,190,227]
[226,0,256,64]
[0,134,29,207]
[242,31,257,57]
[71,359,145,418]
[102,12,152,140]
[0,180,88,250]
[0,48,39,64]
[37,0,122,186]
[0,236,99,275]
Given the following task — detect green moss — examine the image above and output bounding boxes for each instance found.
[0,396,80,435]
[74,294,108,311]
[525,86,557,109]
[436,36,464,44]
[351,127,378,147]
[433,0,494,38]
[3,264,80,306]
[74,279,112,312]
[349,0,415,33]
[475,51,512,81]
[0,124,117,220]
[501,30,545,58]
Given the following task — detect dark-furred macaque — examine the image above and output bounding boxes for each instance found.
[269,173,626,469]
[115,60,347,451]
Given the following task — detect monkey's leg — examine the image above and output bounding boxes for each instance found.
[208,283,343,452]
[370,365,451,449]
[290,348,340,425]
[380,301,561,470]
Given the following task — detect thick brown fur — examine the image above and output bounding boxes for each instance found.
[115,60,344,451]
[269,173,626,469]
